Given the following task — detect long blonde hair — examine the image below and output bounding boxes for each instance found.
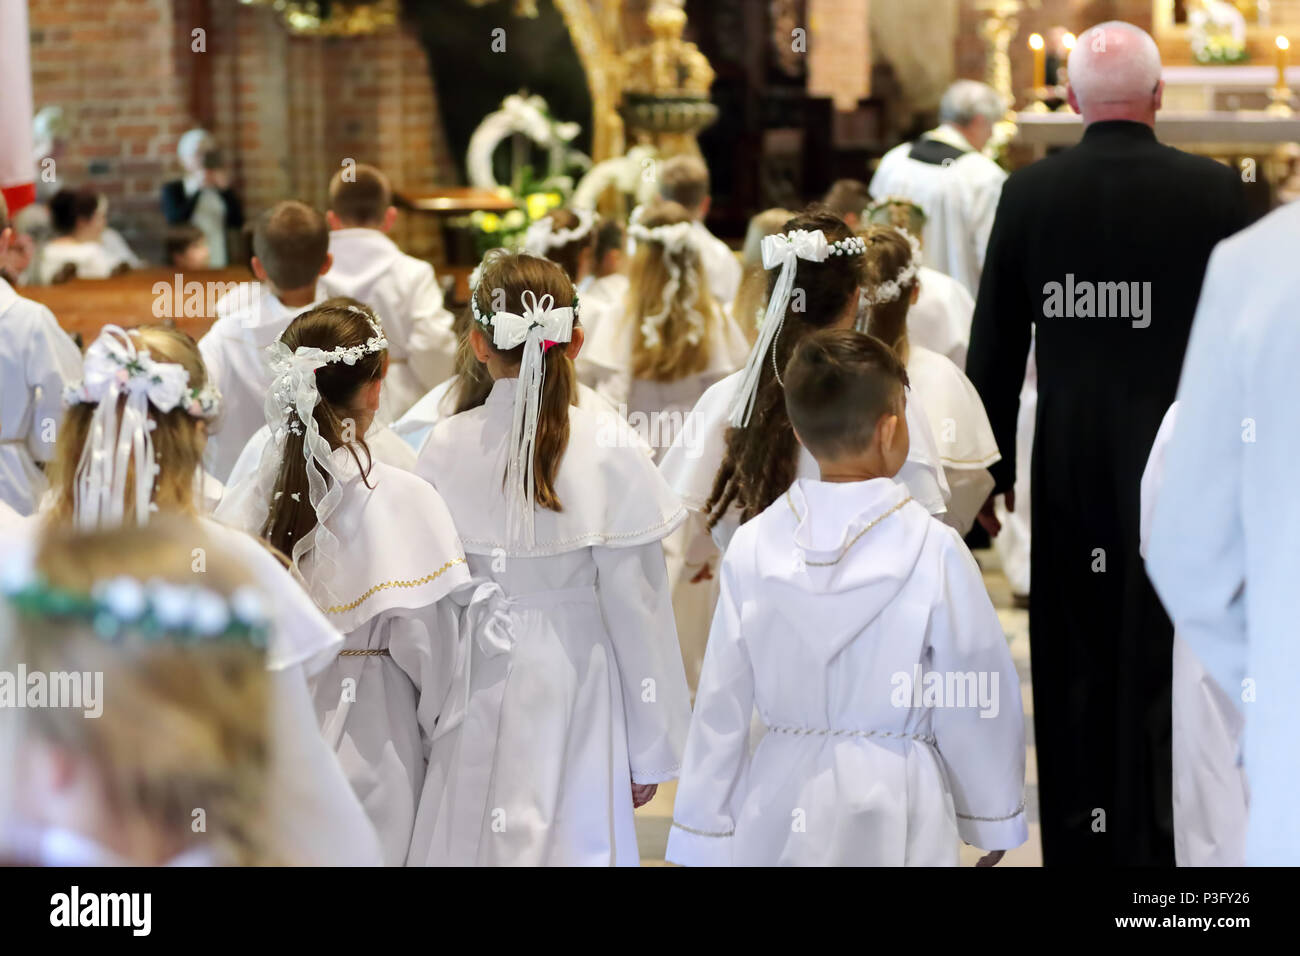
[49,326,208,524]
[625,199,718,382]
[0,518,272,865]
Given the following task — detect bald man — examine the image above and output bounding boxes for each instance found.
[966,21,1249,866]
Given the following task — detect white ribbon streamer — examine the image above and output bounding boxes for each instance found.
[726,229,830,428]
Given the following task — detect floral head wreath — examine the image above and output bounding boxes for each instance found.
[864,196,928,233]
[257,303,389,590]
[727,229,866,428]
[522,208,598,257]
[62,326,223,532]
[2,565,269,649]
[859,228,923,308]
[468,259,578,548]
[627,219,708,350]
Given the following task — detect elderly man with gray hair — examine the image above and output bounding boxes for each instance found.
[869,79,1008,297]
[160,128,244,268]
[966,21,1249,866]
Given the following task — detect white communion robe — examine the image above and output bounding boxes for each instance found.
[666,477,1027,866]
[408,377,693,866]
[905,344,1000,535]
[869,125,1007,297]
[911,266,974,369]
[1,513,384,866]
[1146,202,1300,865]
[217,449,473,866]
[225,420,416,492]
[0,278,82,515]
[319,228,457,421]
[1140,403,1247,867]
[198,284,325,482]
[392,374,621,453]
[692,221,742,307]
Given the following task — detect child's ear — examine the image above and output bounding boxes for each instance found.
[250,256,268,283]
[790,424,807,450]
[910,282,920,305]
[319,252,334,278]
[877,412,898,453]
[382,207,398,233]
[469,326,492,365]
[326,210,342,231]
[564,325,585,360]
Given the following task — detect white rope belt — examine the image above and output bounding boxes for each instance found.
[767,725,936,746]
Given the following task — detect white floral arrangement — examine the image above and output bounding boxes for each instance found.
[1189,1,1249,65]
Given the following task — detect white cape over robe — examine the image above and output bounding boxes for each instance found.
[409,377,693,865]
[666,477,1027,865]
[319,228,457,421]
[1142,404,1248,866]
[905,344,1000,535]
[911,266,973,369]
[1,512,384,866]
[218,449,472,865]
[225,420,416,492]
[0,278,82,515]
[1146,201,1300,865]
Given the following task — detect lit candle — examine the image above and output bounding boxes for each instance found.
[1030,34,1046,90]
[1277,36,1291,91]
[1063,32,1076,58]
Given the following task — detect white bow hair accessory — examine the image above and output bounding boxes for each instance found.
[522,208,598,256]
[859,228,923,307]
[727,229,864,427]
[65,326,220,532]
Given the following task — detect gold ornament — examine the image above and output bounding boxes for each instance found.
[238,0,400,36]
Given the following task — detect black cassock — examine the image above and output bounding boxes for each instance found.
[967,121,1248,866]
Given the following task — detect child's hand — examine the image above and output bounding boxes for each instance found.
[976,849,1005,867]
[630,780,658,808]
[689,562,713,584]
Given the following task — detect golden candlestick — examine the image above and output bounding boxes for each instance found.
[1269,35,1293,116]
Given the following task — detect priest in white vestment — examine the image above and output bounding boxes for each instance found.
[869,80,1008,297]
[1147,201,1300,866]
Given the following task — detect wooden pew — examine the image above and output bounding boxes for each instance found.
[17,266,254,345]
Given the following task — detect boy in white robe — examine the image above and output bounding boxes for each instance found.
[0,195,82,515]
[321,164,456,421]
[1140,403,1247,867]
[667,330,1026,866]
[656,155,741,307]
[869,80,1008,297]
[199,200,331,482]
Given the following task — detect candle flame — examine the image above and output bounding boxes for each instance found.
[1029,33,1045,51]
[1064,33,1077,51]
[1278,36,1291,52]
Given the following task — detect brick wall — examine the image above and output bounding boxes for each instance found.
[29,0,453,263]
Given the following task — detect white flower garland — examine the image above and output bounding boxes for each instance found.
[627,219,707,349]
[522,208,598,256]
[860,228,923,307]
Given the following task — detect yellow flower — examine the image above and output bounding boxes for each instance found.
[546,192,562,209]
[526,193,550,221]
[481,213,502,234]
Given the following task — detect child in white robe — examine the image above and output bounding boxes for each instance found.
[35,188,139,284]
[0,197,82,515]
[859,224,1000,535]
[321,164,456,421]
[656,155,741,306]
[577,218,628,314]
[217,299,471,866]
[667,329,1027,866]
[199,201,332,481]
[577,199,751,694]
[18,323,383,866]
[659,210,950,628]
[1140,403,1247,866]
[0,518,277,865]
[408,251,692,866]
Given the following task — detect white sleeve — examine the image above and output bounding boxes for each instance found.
[404,265,457,391]
[384,599,464,754]
[664,552,752,867]
[1146,244,1248,709]
[928,531,1028,851]
[968,167,1006,277]
[24,307,82,463]
[592,541,693,784]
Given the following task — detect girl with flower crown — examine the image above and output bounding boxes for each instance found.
[217,298,472,866]
[409,251,692,866]
[0,518,274,865]
[858,225,1001,536]
[9,322,383,865]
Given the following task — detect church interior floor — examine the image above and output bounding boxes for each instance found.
[636,547,1044,866]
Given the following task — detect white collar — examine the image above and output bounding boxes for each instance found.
[788,477,909,555]
[0,275,19,314]
[183,171,208,196]
[925,124,977,155]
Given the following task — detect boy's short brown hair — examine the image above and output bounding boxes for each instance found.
[822,179,872,221]
[252,200,329,290]
[328,164,391,227]
[658,155,710,210]
[164,224,205,264]
[784,329,909,461]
